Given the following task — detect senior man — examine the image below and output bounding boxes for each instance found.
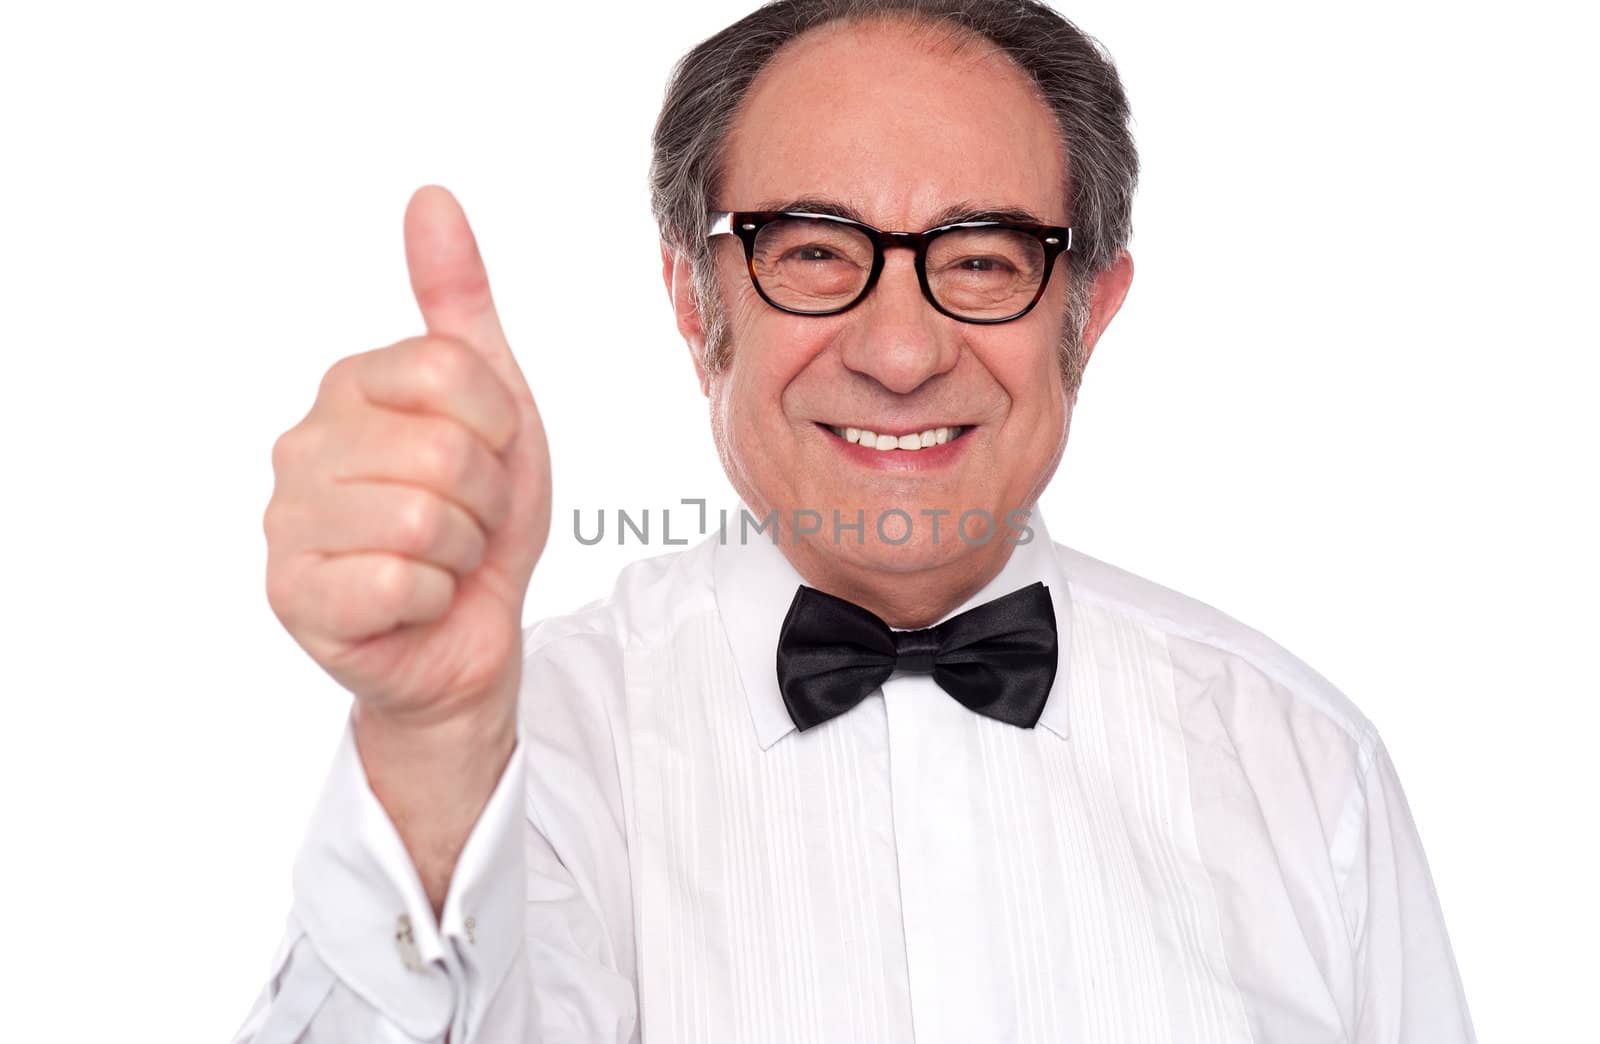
[237,1,1474,1042]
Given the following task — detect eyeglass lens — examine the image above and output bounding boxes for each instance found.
[749,216,1048,320]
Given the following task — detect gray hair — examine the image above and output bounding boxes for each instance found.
[649,0,1138,383]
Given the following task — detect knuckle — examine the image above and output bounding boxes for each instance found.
[411,337,471,397]
[368,553,415,606]
[269,428,301,475]
[261,496,292,545]
[270,424,323,476]
[417,422,473,489]
[317,353,359,399]
[393,490,444,555]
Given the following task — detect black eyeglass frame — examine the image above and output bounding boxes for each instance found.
[706,210,1074,325]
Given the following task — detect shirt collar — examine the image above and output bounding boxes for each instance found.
[711,506,1074,749]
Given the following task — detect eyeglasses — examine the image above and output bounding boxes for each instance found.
[707,210,1073,324]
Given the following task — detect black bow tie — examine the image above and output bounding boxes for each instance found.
[776,582,1058,732]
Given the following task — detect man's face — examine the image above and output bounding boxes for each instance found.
[681,19,1113,613]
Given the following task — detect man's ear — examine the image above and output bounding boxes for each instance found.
[661,240,710,394]
[1079,249,1134,370]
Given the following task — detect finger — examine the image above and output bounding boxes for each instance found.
[353,336,519,453]
[288,551,457,643]
[270,482,487,578]
[403,185,514,369]
[313,408,514,534]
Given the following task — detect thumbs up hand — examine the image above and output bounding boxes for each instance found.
[263,187,550,901]
[266,185,550,721]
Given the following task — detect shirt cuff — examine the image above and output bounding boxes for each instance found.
[291,715,526,1041]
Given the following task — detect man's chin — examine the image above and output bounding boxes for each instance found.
[788,523,1011,580]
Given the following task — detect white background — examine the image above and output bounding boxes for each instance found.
[1,0,1594,1038]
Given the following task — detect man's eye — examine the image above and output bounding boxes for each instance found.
[954,256,1013,274]
[787,245,840,263]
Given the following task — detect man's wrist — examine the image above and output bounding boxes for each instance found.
[352,695,519,915]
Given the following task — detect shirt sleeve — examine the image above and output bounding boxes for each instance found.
[1339,739,1477,1043]
[234,623,641,1043]
[232,720,529,1042]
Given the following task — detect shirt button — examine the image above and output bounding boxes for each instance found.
[465,916,477,945]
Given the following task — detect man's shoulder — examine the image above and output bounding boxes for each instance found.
[521,536,719,662]
[1052,540,1378,752]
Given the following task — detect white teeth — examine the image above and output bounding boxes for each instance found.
[828,424,966,450]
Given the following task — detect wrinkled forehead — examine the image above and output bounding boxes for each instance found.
[720,17,1070,230]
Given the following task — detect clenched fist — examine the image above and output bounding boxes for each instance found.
[263,188,549,903]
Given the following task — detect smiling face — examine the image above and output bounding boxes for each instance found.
[664,17,1131,626]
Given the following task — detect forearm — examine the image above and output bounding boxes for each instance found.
[353,694,517,916]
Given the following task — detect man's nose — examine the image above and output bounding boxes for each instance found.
[837,252,959,394]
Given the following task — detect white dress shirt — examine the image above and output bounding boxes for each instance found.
[234,512,1474,1043]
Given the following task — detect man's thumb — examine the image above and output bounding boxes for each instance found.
[403,185,514,364]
